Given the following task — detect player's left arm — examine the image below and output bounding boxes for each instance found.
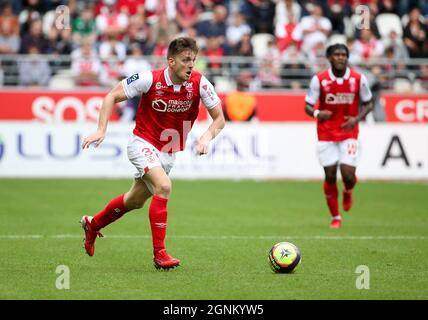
[196,103,226,155]
[341,74,374,131]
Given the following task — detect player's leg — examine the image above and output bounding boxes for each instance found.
[144,166,180,269]
[317,141,341,228]
[340,164,357,212]
[339,139,359,212]
[323,165,341,228]
[124,178,153,210]
[80,180,152,257]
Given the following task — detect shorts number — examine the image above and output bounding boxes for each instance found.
[142,148,153,157]
[347,143,357,156]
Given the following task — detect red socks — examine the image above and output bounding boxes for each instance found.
[323,181,340,218]
[91,194,129,231]
[149,195,168,254]
[89,193,169,255]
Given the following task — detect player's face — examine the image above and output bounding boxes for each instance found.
[329,49,348,71]
[168,50,197,83]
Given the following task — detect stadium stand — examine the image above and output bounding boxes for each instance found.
[0,0,426,94]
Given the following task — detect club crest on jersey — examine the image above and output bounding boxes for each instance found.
[127,73,139,84]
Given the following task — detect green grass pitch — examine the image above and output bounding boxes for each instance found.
[0,179,427,299]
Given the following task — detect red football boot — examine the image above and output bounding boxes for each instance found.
[153,249,180,270]
[80,215,103,256]
[330,218,342,229]
[343,190,353,212]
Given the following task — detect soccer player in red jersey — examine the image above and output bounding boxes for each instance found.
[304,44,374,229]
[81,37,225,269]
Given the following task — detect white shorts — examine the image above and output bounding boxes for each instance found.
[317,138,360,167]
[127,135,176,193]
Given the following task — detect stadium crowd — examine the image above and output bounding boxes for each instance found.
[0,0,427,92]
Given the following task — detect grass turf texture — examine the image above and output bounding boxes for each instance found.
[0,179,427,299]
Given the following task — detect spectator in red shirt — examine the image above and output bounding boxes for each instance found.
[176,0,202,30]
[205,35,224,76]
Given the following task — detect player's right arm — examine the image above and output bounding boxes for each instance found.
[82,71,152,149]
[304,75,332,121]
[82,82,128,149]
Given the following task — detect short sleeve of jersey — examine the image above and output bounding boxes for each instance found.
[359,74,373,103]
[121,71,153,99]
[200,76,221,109]
[305,75,320,105]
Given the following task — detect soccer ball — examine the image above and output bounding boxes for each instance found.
[268,242,302,273]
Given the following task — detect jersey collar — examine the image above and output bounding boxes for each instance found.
[164,67,187,87]
[328,67,350,82]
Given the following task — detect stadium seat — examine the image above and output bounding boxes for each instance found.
[327,34,347,46]
[393,78,412,92]
[375,13,403,39]
[343,16,354,39]
[48,69,75,89]
[251,33,275,58]
[42,10,56,37]
[401,14,426,27]
[213,76,236,93]
[412,80,424,93]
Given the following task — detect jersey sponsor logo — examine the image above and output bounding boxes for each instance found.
[152,99,168,112]
[321,79,333,87]
[155,81,168,90]
[152,98,192,112]
[325,93,355,105]
[321,79,332,91]
[167,99,192,112]
[126,73,139,85]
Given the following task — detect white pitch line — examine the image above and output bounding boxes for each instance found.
[0,234,427,240]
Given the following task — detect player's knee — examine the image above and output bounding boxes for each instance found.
[325,174,337,184]
[154,182,171,197]
[342,173,355,185]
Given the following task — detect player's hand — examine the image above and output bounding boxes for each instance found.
[196,137,210,155]
[341,116,358,131]
[318,110,333,121]
[82,130,105,149]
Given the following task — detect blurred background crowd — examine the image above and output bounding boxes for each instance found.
[0,0,427,94]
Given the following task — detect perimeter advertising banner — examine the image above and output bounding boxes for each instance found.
[0,90,427,123]
[0,122,427,180]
